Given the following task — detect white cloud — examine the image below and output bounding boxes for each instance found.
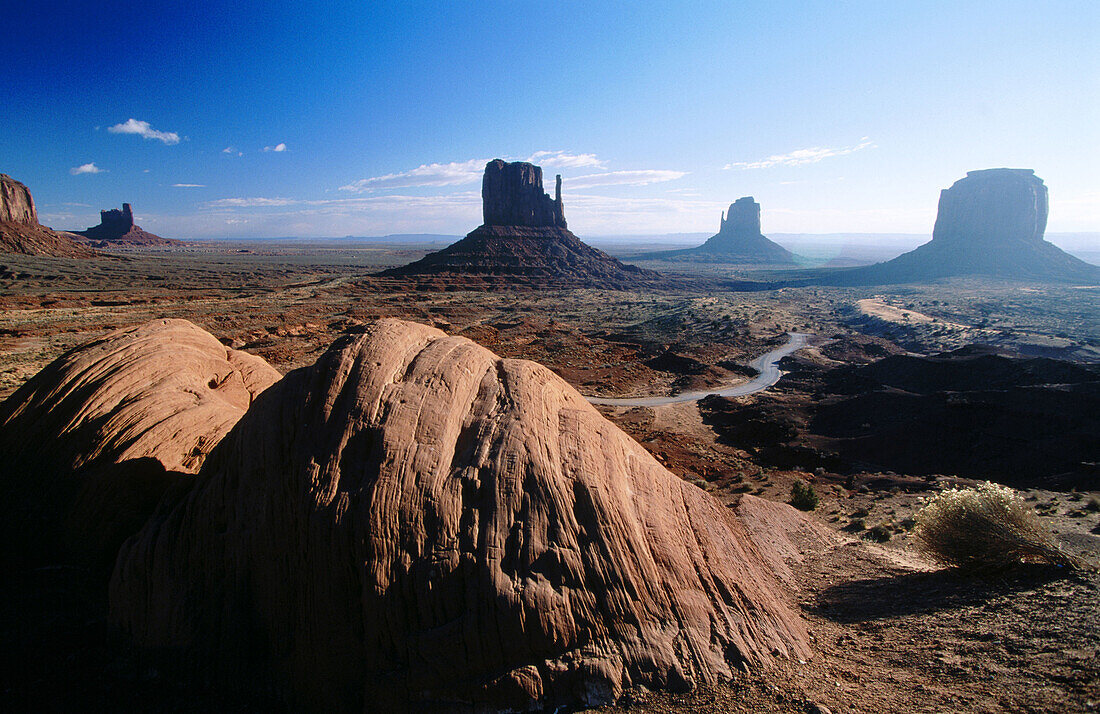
[222,146,243,156]
[339,159,489,193]
[524,150,605,170]
[725,138,875,170]
[70,163,104,175]
[107,118,180,145]
[205,197,299,207]
[567,170,687,189]
[264,143,288,152]
[173,183,205,188]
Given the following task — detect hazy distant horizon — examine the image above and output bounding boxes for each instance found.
[6,2,1098,242]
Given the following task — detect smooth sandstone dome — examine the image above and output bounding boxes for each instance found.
[111,318,810,712]
[0,319,280,570]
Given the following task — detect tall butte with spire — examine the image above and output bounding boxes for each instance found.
[73,203,180,247]
[641,196,798,264]
[379,159,659,288]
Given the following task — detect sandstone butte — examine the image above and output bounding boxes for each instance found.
[110,318,811,712]
[379,159,661,288]
[826,168,1100,285]
[0,319,280,573]
[643,196,798,265]
[0,173,98,257]
[73,202,180,246]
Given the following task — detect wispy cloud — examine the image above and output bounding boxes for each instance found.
[567,170,687,189]
[725,138,875,170]
[340,152,680,193]
[107,118,180,145]
[263,143,288,152]
[222,146,243,156]
[524,150,605,170]
[173,183,205,188]
[206,197,299,207]
[70,163,104,175]
[339,159,489,193]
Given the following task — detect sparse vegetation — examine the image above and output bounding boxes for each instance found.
[866,524,892,542]
[789,479,819,511]
[913,482,1082,571]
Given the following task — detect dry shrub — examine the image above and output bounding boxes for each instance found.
[914,482,1081,571]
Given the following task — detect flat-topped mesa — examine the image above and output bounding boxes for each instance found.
[932,168,1048,246]
[0,173,38,224]
[718,196,761,236]
[481,159,567,229]
[820,168,1099,285]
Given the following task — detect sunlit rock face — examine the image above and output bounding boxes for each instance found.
[0,172,98,257]
[110,318,810,713]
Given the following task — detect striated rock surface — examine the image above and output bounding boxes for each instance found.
[379,160,660,288]
[0,319,280,572]
[111,318,809,712]
[641,197,797,264]
[826,169,1099,284]
[0,173,38,223]
[0,173,99,257]
[75,203,180,246]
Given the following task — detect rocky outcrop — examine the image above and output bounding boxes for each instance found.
[823,169,1099,284]
[0,319,280,573]
[0,173,99,257]
[640,197,798,264]
[75,203,180,246]
[379,160,660,288]
[483,159,567,228]
[0,173,38,224]
[111,318,809,712]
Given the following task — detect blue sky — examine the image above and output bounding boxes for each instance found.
[3,1,1098,239]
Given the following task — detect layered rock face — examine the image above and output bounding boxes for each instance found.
[75,203,179,246]
[0,173,98,257]
[826,169,1099,285]
[483,159,567,228]
[379,160,660,288]
[641,196,797,264]
[111,318,809,711]
[0,173,38,223]
[0,319,280,572]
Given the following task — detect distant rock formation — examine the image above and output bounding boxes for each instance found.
[0,173,98,257]
[110,318,809,712]
[75,202,180,246]
[0,319,280,573]
[824,169,1099,284]
[640,197,798,264]
[378,160,660,288]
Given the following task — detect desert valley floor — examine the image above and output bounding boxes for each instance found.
[1,241,1098,713]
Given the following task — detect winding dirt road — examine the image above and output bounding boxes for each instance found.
[586,332,811,407]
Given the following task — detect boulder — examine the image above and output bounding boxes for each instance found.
[0,319,280,572]
[111,318,809,711]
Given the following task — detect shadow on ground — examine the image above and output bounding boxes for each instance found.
[812,564,1074,622]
